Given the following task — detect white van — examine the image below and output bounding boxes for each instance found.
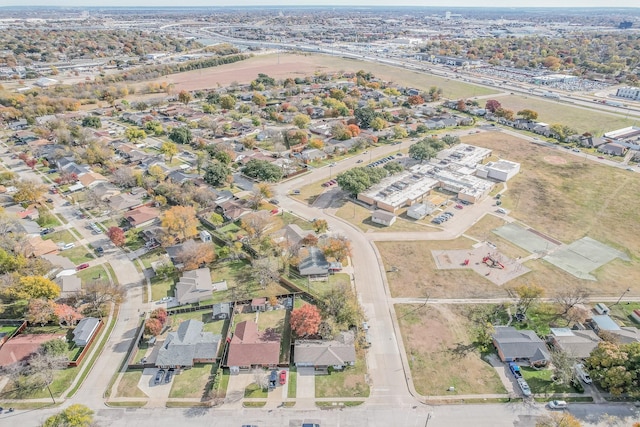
[548,400,568,409]
[574,363,592,384]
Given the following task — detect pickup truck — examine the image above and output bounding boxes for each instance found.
[509,362,523,379]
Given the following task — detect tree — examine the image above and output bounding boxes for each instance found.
[27,299,57,326]
[219,94,236,110]
[441,135,460,147]
[250,257,279,289]
[83,280,125,313]
[209,212,224,226]
[485,99,502,113]
[160,141,179,162]
[240,212,272,239]
[0,247,27,274]
[408,141,436,163]
[407,95,425,105]
[43,404,94,427]
[145,318,163,336]
[511,284,544,315]
[320,235,352,263]
[555,287,590,316]
[550,347,575,387]
[392,125,408,140]
[13,179,47,204]
[150,307,168,326]
[3,276,60,301]
[81,116,101,128]
[517,109,539,121]
[41,338,68,357]
[586,341,640,396]
[178,89,192,105]
[169,126,193,145]
[293,114,311,129]
[354,107,376,128]
[312,219,328,233]
[550,124,578,142]
[162,205,199,241]
[203,161,231,187]
[147,164,166,182]
[456,99,467,111]
[125,127,146,142]
[107,226,126,247]
[290,304,322,337]
[252,92,267,107]
[370,116,386,131]
[383,161,404,174]
[535,412,582,427]
[322,284,360,327]
[242,159,283,182]
[175,239,215,270]
[54,303,83,327]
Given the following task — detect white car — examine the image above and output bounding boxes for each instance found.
[517,378,532,397]
[548,400,568,410]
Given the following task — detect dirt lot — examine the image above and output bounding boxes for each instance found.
[396,304,505,396]
[144,52,498,98]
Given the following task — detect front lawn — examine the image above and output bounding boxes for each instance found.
[114,371,147,398]
[42,229,76,243]
[75,265,107,283]
[315,351,370,398]
[244,382,268,398]
[61,246,95,265]
[287,368,297,398]
[520,367,580,395]
[168,364,215,399]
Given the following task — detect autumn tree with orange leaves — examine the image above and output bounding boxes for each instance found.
[290,304,322,337]
[55,304,83,327]
[162,205,198,241]
[320,236,352,263]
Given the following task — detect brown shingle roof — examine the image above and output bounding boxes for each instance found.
[226,321,280,367]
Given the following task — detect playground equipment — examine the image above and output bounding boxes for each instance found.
[483,254,505,269]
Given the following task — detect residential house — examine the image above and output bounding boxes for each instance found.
[548,328,601,359]
[155,319,221,369]
[216,199,249,222]
[212,302,231,320]
[78,172,108,189]
[90,182,121,201]
[57,275,82,298]
[107,192,146,212]
[297,246,331,278]
[0,334,65,368]
[598,142,628,156]
[175,268,212,306]
[72,317,101,347]
[226,320,281,374]
[22,236,59,258]
[275,224,316,249]
[125,205,160,229]
[294,331,356,371]
[492,326,550,366]
[251,298,267,312]
[371,210,397,227]
[588,315,640,344]
[166,240,194,266]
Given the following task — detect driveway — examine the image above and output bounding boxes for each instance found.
[138,368,173,404]
[225,371,258,405]
[296,367,316,398]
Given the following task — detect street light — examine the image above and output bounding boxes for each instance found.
[613,287,632,306]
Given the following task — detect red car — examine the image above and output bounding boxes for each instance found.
[270,209,279,215]
[455,204,464,209]
[76,263,90,271]
[279,370,286,385]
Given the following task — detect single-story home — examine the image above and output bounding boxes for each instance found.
[0,333,65,368]
[126,205,161,229]
[294,331,356,370]
[175,268,212,306]
[548,327,601,359]
[588,315,640,344]
[72,317,101,347]
[297,246,331,278]
[492,326,550,366]
[22,236,59,258]
[598,142,628,156]
[371,210,397,227]
[155,319,221,369]
[226,320,280,374]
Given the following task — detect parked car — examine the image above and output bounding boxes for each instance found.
[497,208,507,214]
[269,369,278,390]
[517,378,532,397]
[76,263,90,271]
[154,369,166,385]
[454,204,464,209]
[269,199,279,205]
[548,400,568,410]
[508,362,523,379]
[574,363,592,384]
[40,228,54,235]
[292,189,301,195]
[279,370,287,385]
[165,368,174,383]
[356,159,363,163]
[46,198,54,203]
[95,247,104,256]
[597,156,605,159]
[61,242,75,250]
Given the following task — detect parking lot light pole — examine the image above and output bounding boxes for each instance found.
[425,412,433,427]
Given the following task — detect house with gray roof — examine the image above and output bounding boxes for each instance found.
[57,275,82,297]
[492,326,550,366]
[155,319,221,369]
[212,302,231,320]
[371,210,396,227]
[588,315,640,344]
[72,317,101,347]
[175,268,212,305]
[294,331,356,370]
[548,328,601,359]
[297,246,330,277]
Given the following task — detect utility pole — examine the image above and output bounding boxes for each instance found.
[613,287,631,306]
[425,412,433,427]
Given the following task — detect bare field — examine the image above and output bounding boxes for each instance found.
[396,304,505,396]
[376,238,507,299]
[145,53,498,98]
[493,94,638,135]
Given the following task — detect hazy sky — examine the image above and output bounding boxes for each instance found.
[3,0,639,7]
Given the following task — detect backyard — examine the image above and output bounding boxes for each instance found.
[210,260,290,304]
[169,311,228,335]
[395,303,506,396]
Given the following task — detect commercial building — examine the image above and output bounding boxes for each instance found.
[616,87,640,101]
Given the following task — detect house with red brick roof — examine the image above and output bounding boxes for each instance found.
[0,333,65,367]
[225,320,280,374]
